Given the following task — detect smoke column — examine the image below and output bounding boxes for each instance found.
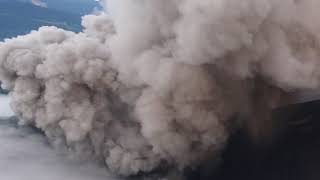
[1,0,320,177]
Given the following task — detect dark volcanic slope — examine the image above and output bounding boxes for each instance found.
[191,100,320,180]
[0,0,82,40]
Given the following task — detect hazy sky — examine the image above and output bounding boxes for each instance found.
[31,0,47,8]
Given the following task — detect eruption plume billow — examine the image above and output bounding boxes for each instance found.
[1,0,320,178]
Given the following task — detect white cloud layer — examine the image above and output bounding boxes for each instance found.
[0,96,14,117]
[31,0,47,8]
[0,96,118,180]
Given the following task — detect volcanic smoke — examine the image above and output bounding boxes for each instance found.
[1,0,320,178]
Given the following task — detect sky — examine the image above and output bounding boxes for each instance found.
[33,0,100,15]
[15,0,100,14]
[31,0,47,8]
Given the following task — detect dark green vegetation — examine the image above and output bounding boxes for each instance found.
[0,0,82,40]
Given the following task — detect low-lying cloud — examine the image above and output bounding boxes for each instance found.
[31,0,47,8]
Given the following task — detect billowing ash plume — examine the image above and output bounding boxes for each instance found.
[1,0,320,177]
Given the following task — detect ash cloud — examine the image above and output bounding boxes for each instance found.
[1,0,320,177]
